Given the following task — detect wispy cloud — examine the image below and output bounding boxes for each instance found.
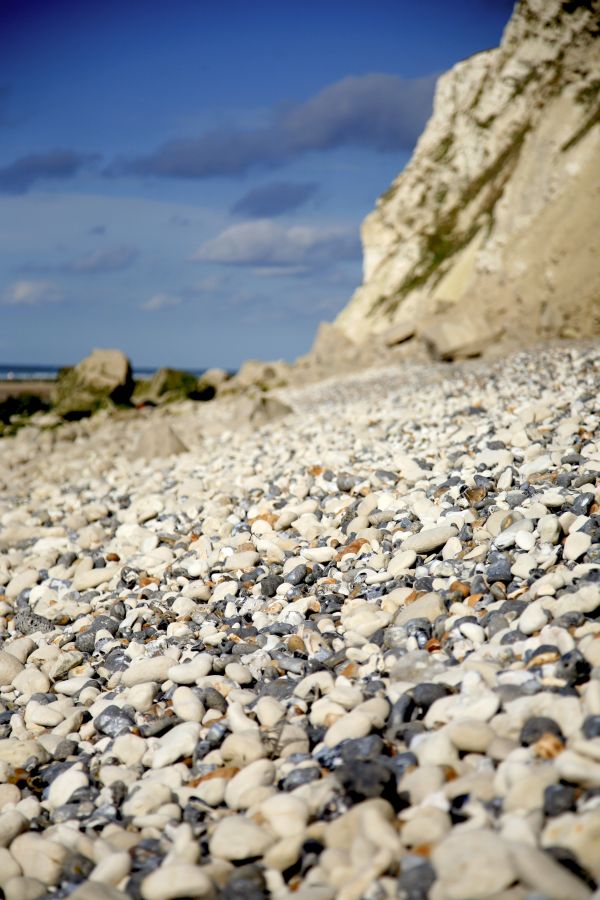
[231,181,318,218]
[0,149,99,194]
[169,214,191,227]
[191,219,360,274]
[1,280,63,306]
[109,73,436,181]
[21,244,138,275]
[140,292,182,311]
[65,244,138,273]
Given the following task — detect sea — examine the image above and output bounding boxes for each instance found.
[0,363,207,381]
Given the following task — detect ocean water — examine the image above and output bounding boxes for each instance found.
[0,363,207,381]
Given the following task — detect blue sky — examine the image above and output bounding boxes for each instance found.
[0,0,514,369]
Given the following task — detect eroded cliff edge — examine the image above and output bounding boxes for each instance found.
[335,0,600,359]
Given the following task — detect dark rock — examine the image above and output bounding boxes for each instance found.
[412,683,450,711]
[14,607,54,635]
[582,715,600,739]
[397,858,436,899]
[554,649,591,686]
[571,492,595,516]
[337,735,385,762]
[387,695,417,735]
[61,852,95,883]
[75,615,120,653]
[260,574,283,597]
[221,863,268,900]
[335,759,395,803]
[500,629,527,645]
[93,704,135,738]
[520,716,564,746]
[543,783,577,817]
[281,767,321,791]
[285,564,308,585]
[337,473,360,492]
[101,647,129,673]
[487,556,513,583]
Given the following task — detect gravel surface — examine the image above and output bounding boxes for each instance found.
[0,342,599,899]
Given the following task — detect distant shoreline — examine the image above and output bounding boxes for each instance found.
[0,364,209,383]
[0,379,55,403]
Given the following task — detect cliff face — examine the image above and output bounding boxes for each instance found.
[335,0,600,358]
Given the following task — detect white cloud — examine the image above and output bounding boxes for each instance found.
[190,219,360,271]
[193,274,225,293]
[1,280,63,306]
[140,292,182,311]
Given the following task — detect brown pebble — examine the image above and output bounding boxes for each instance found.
[449,581,470,598]
[191,766,239,785]
[533,733,564,759]
[287,636,307,654]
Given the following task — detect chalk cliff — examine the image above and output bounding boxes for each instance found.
[335,0,600,359]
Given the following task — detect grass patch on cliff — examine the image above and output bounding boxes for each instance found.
[369,124,529,320]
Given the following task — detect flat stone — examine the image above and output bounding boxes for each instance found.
[10,833,68,886]
[172,686,205,722]
[209,815,273,860]
[324,710,372,748]
[0,651,24,684]
[224,551,259,571]
[432,828,516,898]
[564,531,592,561]
[394,592,446,626]
[507,841,590,900]
[46,767,88,809]
[150,722,201,768]
[167,654,212,684]
[141,864,213,899]
[3,877,47,900]
[542,810,600,882]
[402,525,458,554]
[225,759,275,810]
[121,656,173,687]
[258,793,309,838]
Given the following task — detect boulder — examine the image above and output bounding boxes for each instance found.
[419,309,501,360]
[248,395,293,427]
[131,422,189,460]
[219,359,290,396]
[52,349,133,419]
[133,368,200,406]
[384,321,417,347]
[307,321,358,373]
[196,367,230,399]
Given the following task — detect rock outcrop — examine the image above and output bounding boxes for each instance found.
[133,367,203,406]
[52,349,134,418]
[336,0,600,358]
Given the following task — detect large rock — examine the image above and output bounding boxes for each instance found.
[52,349,133,418]
[131,422,189,460]
[219,359,290,396]
[133,368,201,406]
[419,309,502,360]
[196,366,230,398]
[334,0,600,357]
[232,394,293,428]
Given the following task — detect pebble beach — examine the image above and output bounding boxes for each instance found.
[1,340,600,900]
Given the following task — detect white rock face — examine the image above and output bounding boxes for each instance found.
[335,0,600,358]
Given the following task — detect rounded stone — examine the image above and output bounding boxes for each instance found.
[140,864,213,899]
[432,829,516,898]
[209,815,273,860]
